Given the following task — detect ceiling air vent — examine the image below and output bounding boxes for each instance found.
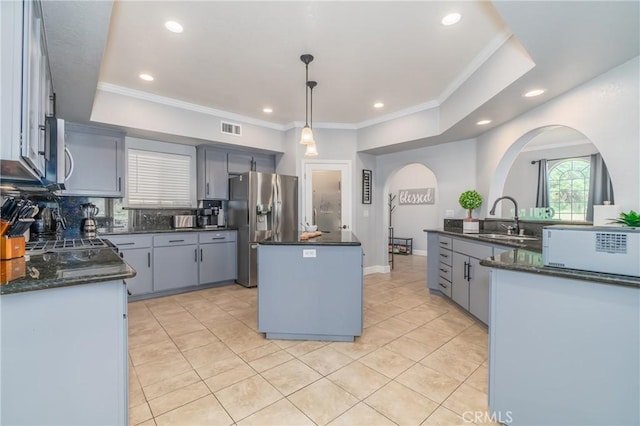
[595,232,627,254]
[221,121,242,136]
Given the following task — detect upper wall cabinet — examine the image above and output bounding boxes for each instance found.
[253,153,276,173]
[197,147,228,200]
[227,151,276,175]
[61,123,125,197]
[1,0,54,179]
[227,152,254,174]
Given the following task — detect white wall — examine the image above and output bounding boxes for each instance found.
[368,138,477,268]
[477,57,639,217]
[91,89,285,153]
[387,164,439,255]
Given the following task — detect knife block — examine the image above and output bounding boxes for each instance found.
[1,236,25,260]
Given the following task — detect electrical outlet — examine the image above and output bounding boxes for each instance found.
[445,209,455,218]
[303,249,316,258]
[363,209,369,217]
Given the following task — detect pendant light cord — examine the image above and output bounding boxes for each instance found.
[304,63,309,127]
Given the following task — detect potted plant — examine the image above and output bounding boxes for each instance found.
[610,210,640,227]
[459,190,483,233]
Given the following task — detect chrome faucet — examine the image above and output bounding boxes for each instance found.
[489,196,520,236]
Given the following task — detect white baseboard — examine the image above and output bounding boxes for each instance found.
[412,250,427,257]
[364,265,391,275]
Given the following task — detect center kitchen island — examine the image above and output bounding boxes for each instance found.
[257,231,363,342]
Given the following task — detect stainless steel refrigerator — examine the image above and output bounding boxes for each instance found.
[228,172,298,287]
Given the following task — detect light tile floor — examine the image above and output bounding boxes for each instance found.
[128,255,494,426]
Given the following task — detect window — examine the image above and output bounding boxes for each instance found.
[124,138,196,208]
[548,157,590,221]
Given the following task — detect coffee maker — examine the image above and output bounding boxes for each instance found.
[197,200,223,228]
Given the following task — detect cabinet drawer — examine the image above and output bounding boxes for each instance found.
[438,262,452,282]
[438,248,453,266]
[438,235,452,249]
[153,233,198,247]
[105,234,153,249]
[198,230,237,243]
[437,277,452,297]
[452,238,493,259]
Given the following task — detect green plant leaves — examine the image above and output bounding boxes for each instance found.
[459,190,483,210]
[610,210,640,227]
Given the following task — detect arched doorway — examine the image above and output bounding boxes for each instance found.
[384,163,439,268]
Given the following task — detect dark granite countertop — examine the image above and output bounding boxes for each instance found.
[98,226,237,236]
[1,248,136,295]
[425,229,639,288]
[260,231,361,246]
[480,248,640,288]
[424,228,542,251]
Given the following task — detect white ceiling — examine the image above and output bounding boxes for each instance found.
[42,1,639,153]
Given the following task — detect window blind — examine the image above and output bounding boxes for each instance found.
[126,148,193,208]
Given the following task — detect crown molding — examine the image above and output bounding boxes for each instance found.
[97,82,287,131]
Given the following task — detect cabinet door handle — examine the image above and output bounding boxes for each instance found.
[440,241,449,246]
[463,261,468,280]
[195,248,198,262]
[440,268,448,273]
[169,239,185,243]
[118,177,122,192]
[200,248,203,262]
[206,183,210,196]
[440,253,448,258]
[467,262,472,281]
[439,282,448,289]
[147,252,151,268]
[211,236,225,240]
[118,242,135,246]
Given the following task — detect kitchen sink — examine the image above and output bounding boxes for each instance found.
[477,233,539,241]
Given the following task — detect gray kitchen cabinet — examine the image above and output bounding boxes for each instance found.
[62,123,125,196]
[253,153,276,173]
[468,256,490,324]
[427,232,500,325]
[1,0,52,179]
[228,151,276,174]
[227,152,254,174]
[153,233,199,292]
[437,235,453,297]
[197,146,229,200]
[107,234,154,299]
[452,238,493,324]
[1,280,127,425]
[198,231,237,284]
[258,243,363,341]
[452,251,470,310]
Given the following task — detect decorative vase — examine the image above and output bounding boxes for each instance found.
[463,209,479,233]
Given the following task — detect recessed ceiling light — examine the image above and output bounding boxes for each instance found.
[524,89,545,97]
[263,107,273,113]
[477,119,491,125]
[442,12,461,26]
[373,102,384,109]
[139,73,154,81]
[164,21,183,33]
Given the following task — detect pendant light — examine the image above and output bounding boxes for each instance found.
[299,54,316,146]
[305,80,318,156]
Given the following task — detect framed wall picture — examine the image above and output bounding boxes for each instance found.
[362,169,372,204]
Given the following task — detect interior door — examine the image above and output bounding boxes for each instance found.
[303,161,352,231]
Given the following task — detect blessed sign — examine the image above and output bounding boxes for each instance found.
[398,188,435,205]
